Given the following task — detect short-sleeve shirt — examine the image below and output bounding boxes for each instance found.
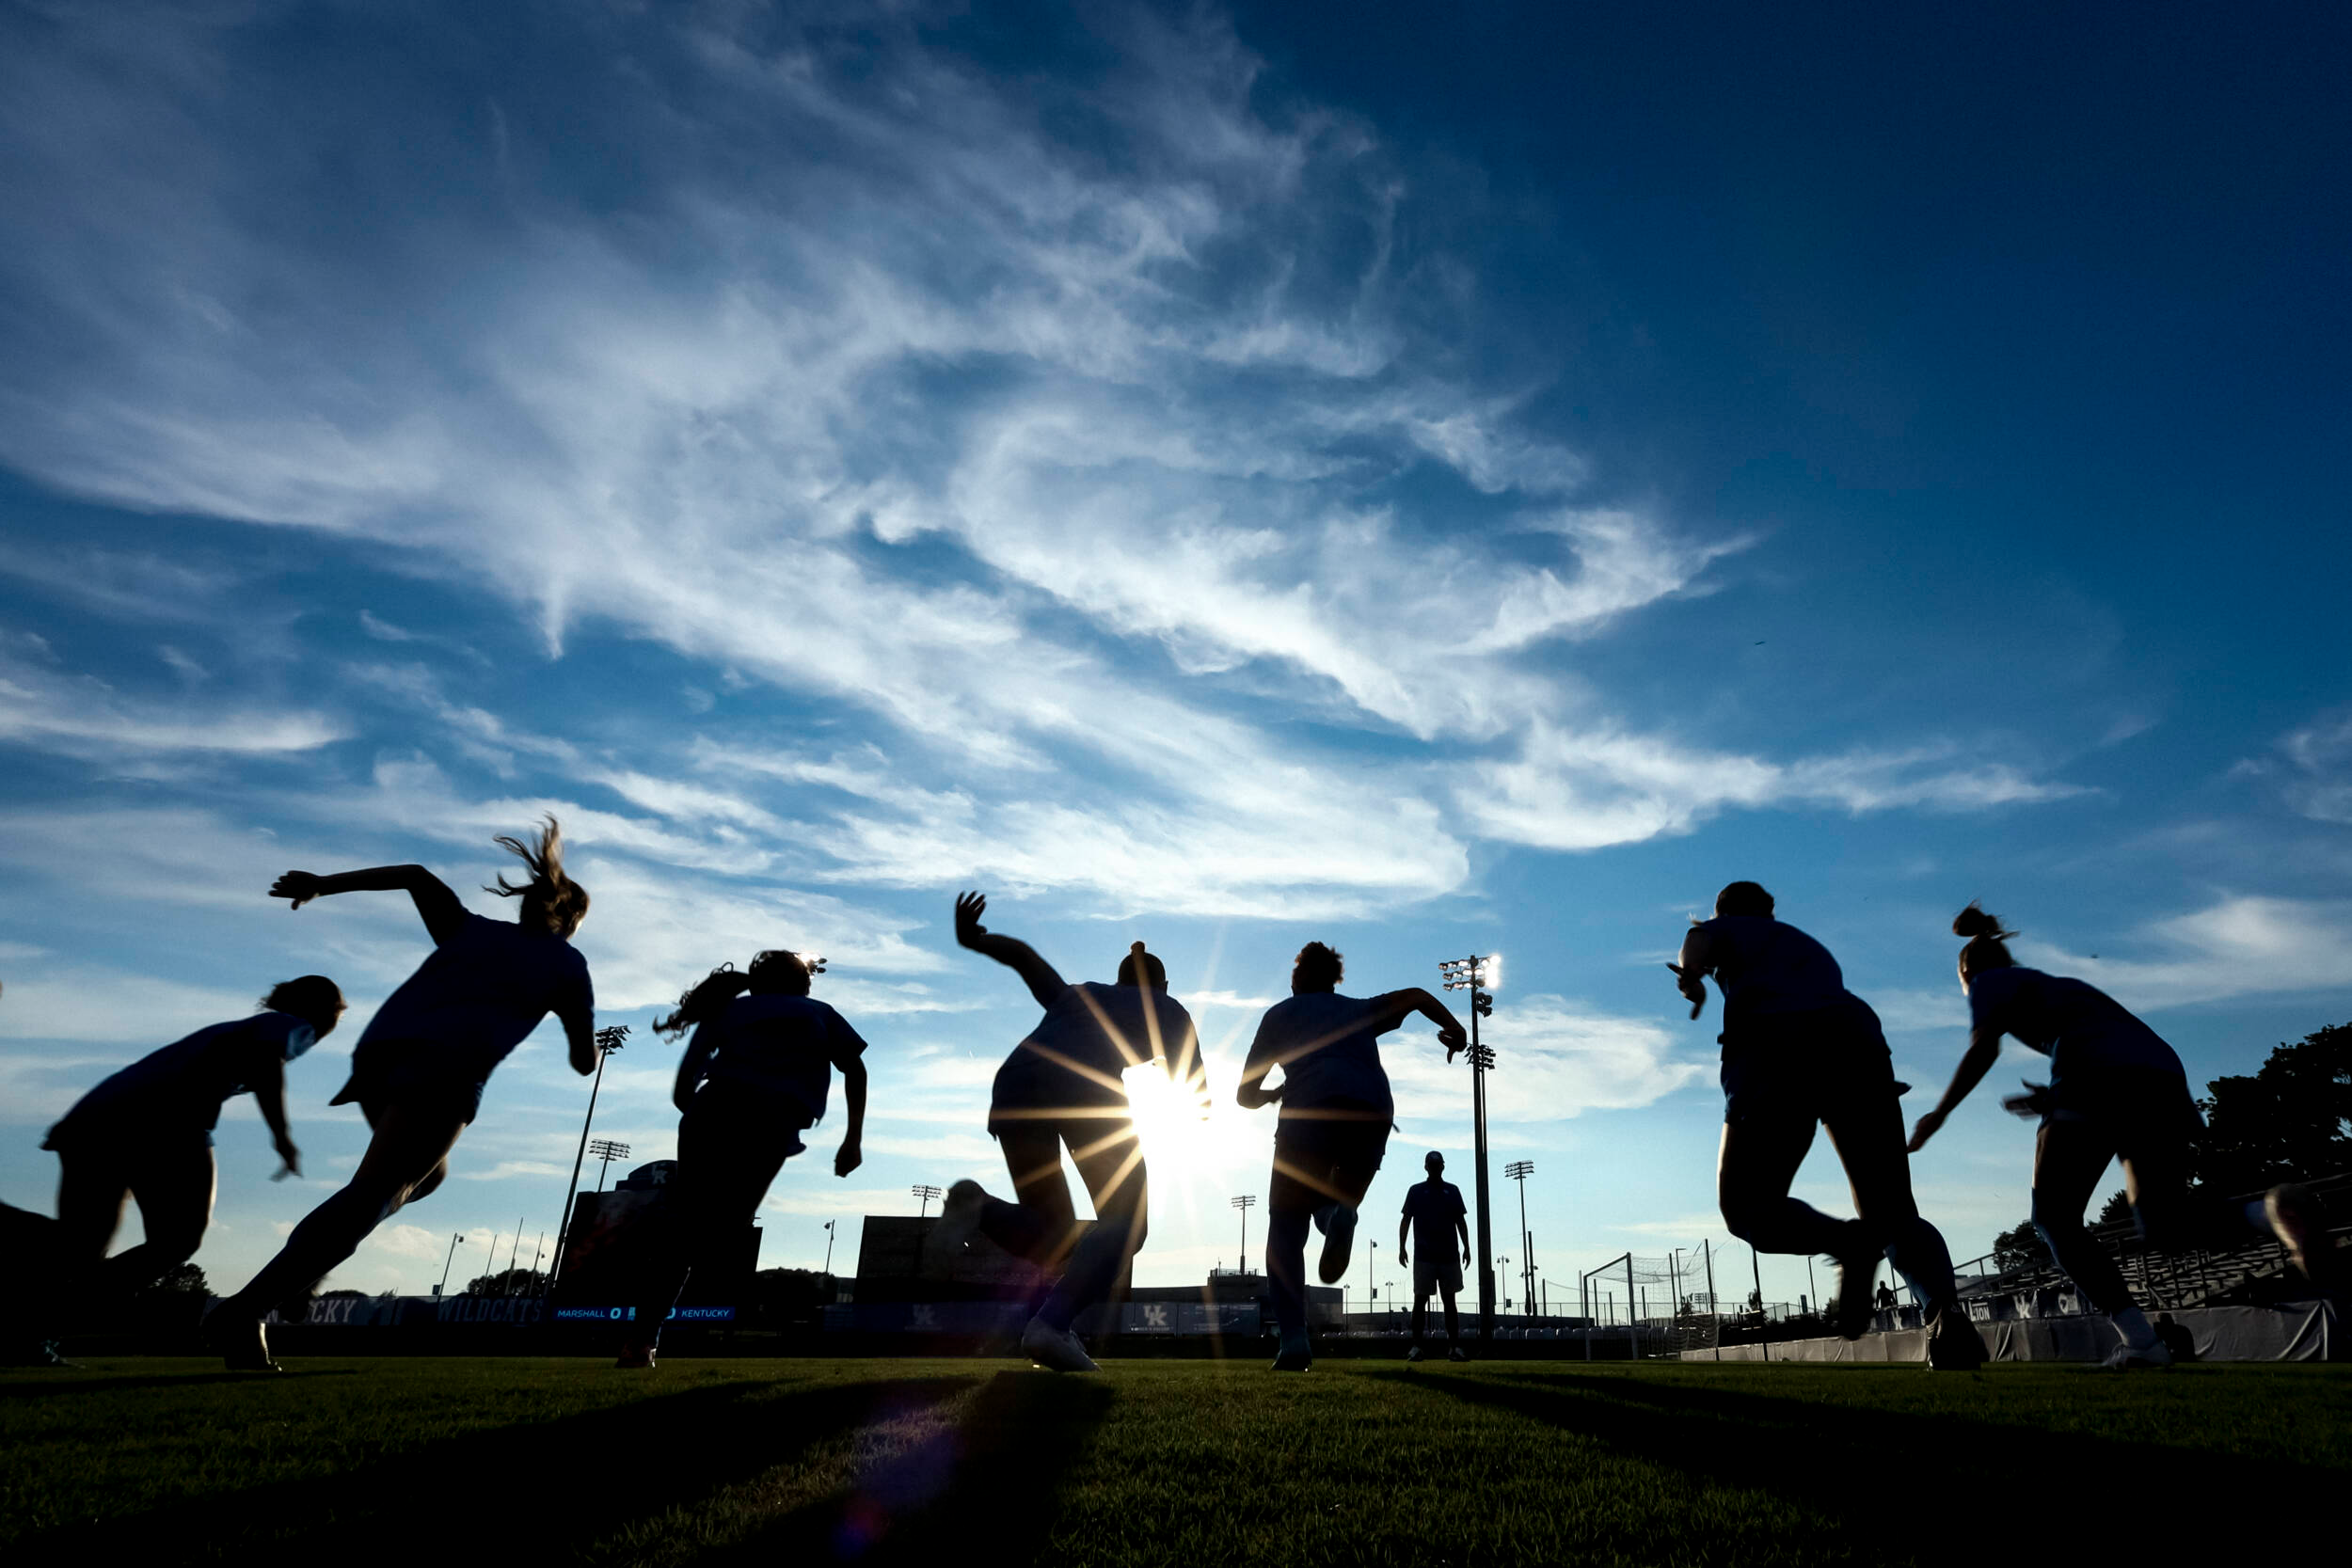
[1401,1179,1466,1255]
[46,1011,317,1147]
[691,992,867,1125]
[1693,916,1852,1032]
[358,911,593,1082]
[1967,967,2184,1082]
[1243,992,1394,1119]
[993,982,1199,1113]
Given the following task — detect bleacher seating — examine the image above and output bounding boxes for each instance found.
[1952,1171,2350,1314]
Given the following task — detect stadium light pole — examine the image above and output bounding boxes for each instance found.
[1504,1160,1535,1316]
[589,1137,631,1194]
[547,1024,629,1299]
[1231,1194,1258,1274]
[1439,953,1500,1340]
[913,1183,943,1219]
[436,1231,464,1297]
[822,1219,837,1276]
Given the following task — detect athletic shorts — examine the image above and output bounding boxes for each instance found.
[1268,1102,1389,1212]
[2045,1066,2201,1152]
[333,1044,488,1125]
[1413,1243,1464,1297]
[1718,997,1898,1128]
[986,1046,1130,1140]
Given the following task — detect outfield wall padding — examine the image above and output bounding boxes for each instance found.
[1689,1299,2339,1363]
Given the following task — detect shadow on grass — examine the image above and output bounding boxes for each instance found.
[19,1372,977,1564]
[710,1370,1114,1566]
[0,1369,358,1402]
[1405,1368,2322,1561]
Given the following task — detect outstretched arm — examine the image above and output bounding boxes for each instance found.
[834,1059,866,1178]
[1907,1023,2003,1151]
[1667,926,1716,1020]
[249,1054,300,1180]
[271,864,468,944]
[563,1002,601,1076]
[953,891,1067,1010]
[1370,988,1470,1059]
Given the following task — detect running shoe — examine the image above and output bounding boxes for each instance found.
[1271,1331,1312,1372]
[1318,1204,1359,1285]
[614,1341,657,1370]
[2098,1339,2173,1371]
[1404,1344,1424,1364]
[1446,1344,1468,1363]
[1831,1247,1880,1340]
[924,1180,986,1275]
[1924,1309,1988,1371]
[204,1311,280,1372]
[1020,1316,1100,1373]
[2265,1184,2341,1289]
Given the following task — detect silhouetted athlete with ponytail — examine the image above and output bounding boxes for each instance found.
[615,949,868,1369]
[25,976,345,1360]
[1910,904,2338,1370]
[928,892,1205,1371]
[1237,942,1468,1371]
[206,818,596,1370]
[1673,881,1986,1370]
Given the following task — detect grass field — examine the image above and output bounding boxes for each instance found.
[5,1355,2347,1565]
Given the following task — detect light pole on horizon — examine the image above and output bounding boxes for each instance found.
[913,1184,943,1220]
[548,1024,629,1299]
[589,1137,631,1194]
[437,1231,465,1297]
[1439,953,1501,1339]
[1504,1159,1535,1316]
[822,1219,837,1277]
[1367,1239,1377,1322]
[1231,1194,1257,1275]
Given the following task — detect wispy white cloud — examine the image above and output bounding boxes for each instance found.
[0,646,343,761]
[1385,995,1708,1125]
[2024,895,2352,1013]
[0,2,2068,921]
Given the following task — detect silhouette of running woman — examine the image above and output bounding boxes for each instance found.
[206,818,596,1370]
[1673,880,1987,1369]
[35,976,344,1353]
[1909,904,2338,1369]
[928,892,1204,1371]
[616,949,868,1369]
[1236,942,1467,1371]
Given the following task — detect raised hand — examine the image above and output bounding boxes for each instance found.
[1905,1107,1947,1152]
[834,1137,863,1178]
[271,870,326,910]
[1437,1022,1468,1058]
[272,1134,302,1180]
[953,890,989,948]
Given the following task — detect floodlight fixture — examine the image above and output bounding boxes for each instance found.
[912,1182,944,1219]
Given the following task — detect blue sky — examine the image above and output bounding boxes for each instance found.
[2,1,2347,1309]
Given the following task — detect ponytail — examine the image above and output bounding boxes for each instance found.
[654,963,753,1040]
[1953,902,2018,973]
[487,816,590,938]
